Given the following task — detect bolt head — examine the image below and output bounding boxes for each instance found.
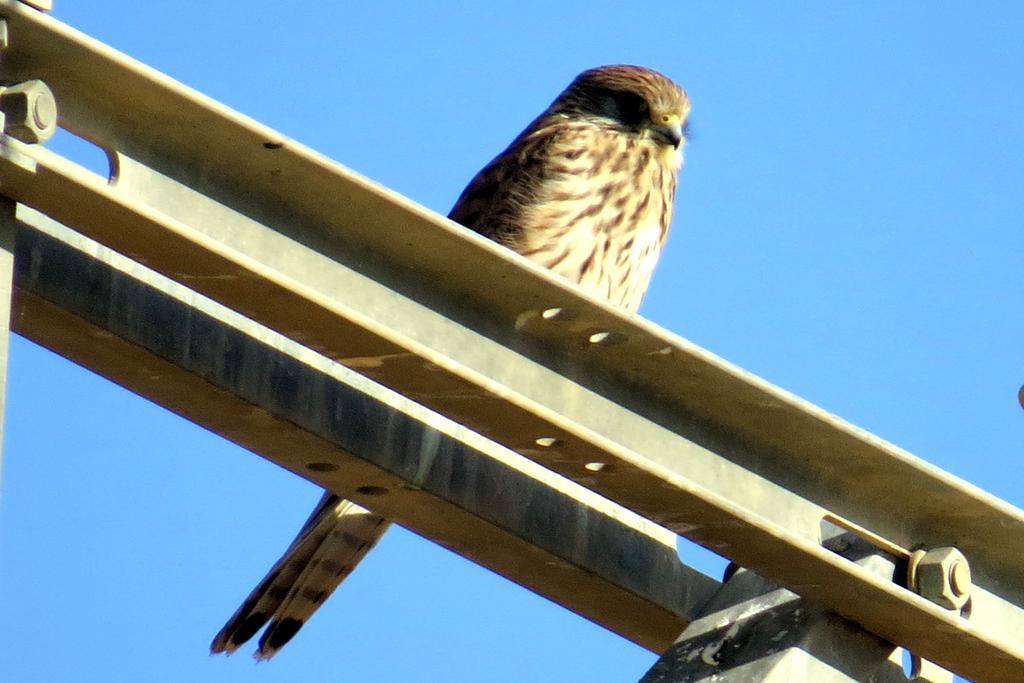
[916,546,971,610]
[0,80,57,143]
[950,558,971,596]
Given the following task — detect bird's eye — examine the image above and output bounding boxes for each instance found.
[660,114,671,124]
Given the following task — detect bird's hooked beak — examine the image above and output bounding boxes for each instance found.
[651,115,684,148]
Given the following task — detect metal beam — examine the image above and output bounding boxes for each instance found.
[0,199,14,478]
[11,205,720,652]
[641,568,907,683]
[2,4,1023,679]
[640,528,952,683]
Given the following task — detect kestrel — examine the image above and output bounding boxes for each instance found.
[211,64,690,660]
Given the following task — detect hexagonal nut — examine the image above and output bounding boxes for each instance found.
[0,80,57,144]
[915,546,971,610]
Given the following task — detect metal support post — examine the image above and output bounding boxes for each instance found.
[639,526,953,683]
[0,198,13,476]
[0,12,59,480]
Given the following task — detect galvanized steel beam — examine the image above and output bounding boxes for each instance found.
[11,206,720,652]
[0,199,14,476]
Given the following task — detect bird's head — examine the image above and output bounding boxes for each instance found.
[551,65,691,156]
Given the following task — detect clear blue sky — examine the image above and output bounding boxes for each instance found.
[2,2,1022,681]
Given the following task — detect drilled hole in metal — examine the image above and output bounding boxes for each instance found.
[588,331,626,346]
[904,650,919,678]
[306,462,339,472]
[541,306,580,322]
[356,485,389,496]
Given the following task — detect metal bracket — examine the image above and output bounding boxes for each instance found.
[0,13,59,142]
[639,526,955,682]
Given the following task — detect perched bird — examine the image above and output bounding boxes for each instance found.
[211,64,691,660]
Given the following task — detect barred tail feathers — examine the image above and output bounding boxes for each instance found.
[211,493,390,659]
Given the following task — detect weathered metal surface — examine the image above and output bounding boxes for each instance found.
[11,207,720,652]
[640,528,954,683]
[0,199,14,474]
